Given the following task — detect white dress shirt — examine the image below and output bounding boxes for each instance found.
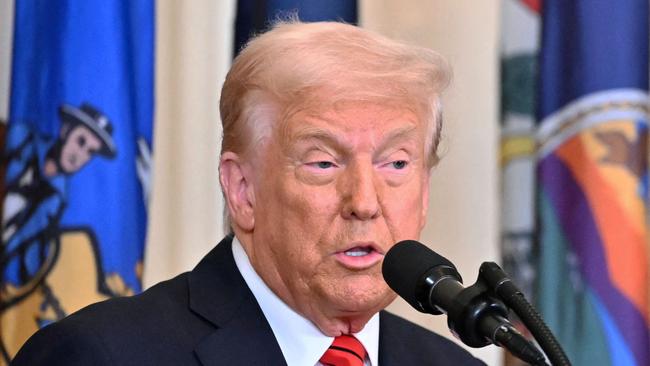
[232,237,379,366]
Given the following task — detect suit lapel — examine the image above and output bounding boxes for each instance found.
[378,311,416,366]
[188,236,286,366]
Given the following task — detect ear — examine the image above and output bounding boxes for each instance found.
[219,152,256,231]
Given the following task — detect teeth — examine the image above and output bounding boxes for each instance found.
[344,247,371,257]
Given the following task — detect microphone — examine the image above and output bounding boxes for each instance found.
[382,240,547,365]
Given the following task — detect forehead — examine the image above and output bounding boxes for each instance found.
[281,103,425,143]
[67,125,101,143]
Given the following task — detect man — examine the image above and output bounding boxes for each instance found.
[12,21,485,365]
[2,103,116,311]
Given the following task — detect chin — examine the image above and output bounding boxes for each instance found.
[311,283,397,336]
[331,291,396,335]
[60,164,76,174]
[329,279,395,315]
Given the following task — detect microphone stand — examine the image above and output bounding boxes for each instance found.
[479,262,572,366]
[442,276,548,365]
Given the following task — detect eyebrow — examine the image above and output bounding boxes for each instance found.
[291,126,342,147]
[377,125,419,150]
[290,124,420,153]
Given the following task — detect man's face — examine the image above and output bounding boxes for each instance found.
[59,125,102,174]
[246,102,431,334]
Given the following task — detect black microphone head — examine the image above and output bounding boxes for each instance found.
[382,240,461,313]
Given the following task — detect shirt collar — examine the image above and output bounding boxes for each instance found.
[232,236,379,366]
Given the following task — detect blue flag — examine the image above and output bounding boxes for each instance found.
[0,1,154,362]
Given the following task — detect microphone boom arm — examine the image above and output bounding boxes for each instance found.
[420,267,548,364]
[382,240,570,365]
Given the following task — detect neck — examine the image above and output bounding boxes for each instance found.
[304,307,376,336]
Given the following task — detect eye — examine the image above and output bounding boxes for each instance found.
[77,135,86,147]
[315,161,335,169]
[392,160,408,169]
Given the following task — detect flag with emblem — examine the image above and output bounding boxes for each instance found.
[536,0,650,365]
[0,1,154,363]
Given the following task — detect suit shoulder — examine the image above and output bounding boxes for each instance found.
[64,271,191,327]
[380,311,486,365]
[13,272,212,365]
[12,305,116,365]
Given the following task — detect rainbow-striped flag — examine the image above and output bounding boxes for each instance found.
[536,0,650,365]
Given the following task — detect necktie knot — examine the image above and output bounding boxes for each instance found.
[320,335,367,366]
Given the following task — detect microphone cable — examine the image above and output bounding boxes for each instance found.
[479,262,571,366]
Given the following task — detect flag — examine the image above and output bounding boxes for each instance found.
[234,0,358,56]
[537,0,650,365]
[0,1,154,363]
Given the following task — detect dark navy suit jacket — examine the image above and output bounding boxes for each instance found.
[12,236,485,365]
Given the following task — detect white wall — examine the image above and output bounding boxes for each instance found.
[142,0,234,285]
[361,1,502,364]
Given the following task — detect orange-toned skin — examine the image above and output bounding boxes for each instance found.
[220,103,432,336]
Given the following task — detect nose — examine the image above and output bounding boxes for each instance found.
[340,161,382,220]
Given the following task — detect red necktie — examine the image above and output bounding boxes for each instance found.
[320,335,367,366]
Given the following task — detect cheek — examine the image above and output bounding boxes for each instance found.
[255,171,340,255]
[271,186,341,258]
[66,146,80,158]
[60,149,73,164]
[282,189,340,257]
[81,150,93,163]
[273,175,340,224]
[77,154,90,167]
[384,182,427,235]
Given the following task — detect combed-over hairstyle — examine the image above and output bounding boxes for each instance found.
[219,20,451,165]
[219,20,451,233]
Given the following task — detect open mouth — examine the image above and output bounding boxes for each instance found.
[335,243,383,269]
[343,246,374,257]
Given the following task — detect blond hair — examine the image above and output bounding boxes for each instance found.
[219,20,451,232]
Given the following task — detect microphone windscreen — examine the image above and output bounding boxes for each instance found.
[382,240,458,312]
